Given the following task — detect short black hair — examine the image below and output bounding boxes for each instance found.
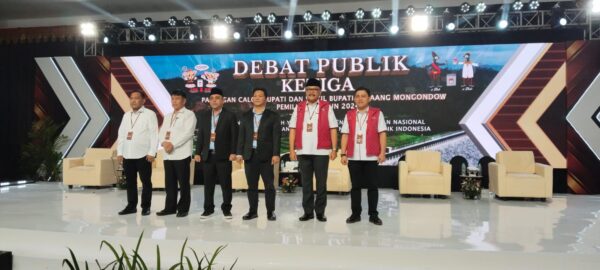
[252,87,268,97]
[355,86,371,97]
[129,90,146,99]
[170,90,187,99]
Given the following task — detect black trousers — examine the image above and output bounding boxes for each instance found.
[298,155,329,215]
[348,160,379,217]
[123,157,152,210]
[203,152,233,212]
[244,151,275,214]
[163,157,191,213]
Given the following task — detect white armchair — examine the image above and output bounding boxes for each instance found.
[489,151,553,199]
[399,150,451,196]
[63,148,118,188]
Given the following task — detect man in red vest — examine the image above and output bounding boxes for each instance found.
[340,86,387,225]
[289,78,338,222]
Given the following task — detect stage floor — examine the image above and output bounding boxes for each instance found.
[1,182,599,269]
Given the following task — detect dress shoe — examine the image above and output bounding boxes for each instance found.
[176,211,188,218]
[156,209,176,216]
[267,212,276,221]
[242,212,258,220]
[316,214,327,222]
[346,215,361,224]
[141,208,151,216]
[223,210,233,220]
[118,208,136,215]
[200,210,214,219]
[369,216,383,226]
[299,213,314,221]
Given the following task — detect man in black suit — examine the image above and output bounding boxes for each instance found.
[236,87,281,221]
[194,88,238,219]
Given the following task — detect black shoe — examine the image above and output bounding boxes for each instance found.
[299,213,314,221]
[141,208,151,216]
[242,212,258,220]
[346,215,361,224]
[200,210,214,219]
[118,208,136,215]
[267,212,276,221]
[223,211,233,220]
[176,211,188,218]
[156,209,176,216]
[369,216,383,226]
[316,214,327,222]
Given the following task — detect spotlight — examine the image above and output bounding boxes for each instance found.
[372,8,382,19]
[267,13,277,23]
[446,22,456,31]
[224,15,233,24]
[411,15,429,32]
[592,0,600,13]
[321,10,331,21]
[127,18,137,28]
[213,24,229,40]
[390,25,399,34]
[183,16,193,26]
[406,5,415,16]
[284,30,293,39]
[460,2,471,13]
[304,11,313,21]
[103,36,109,43]
[512,0,524,11]
[559,18,567,25]
[233,31,241,40]
[497,19,508,29]
[551,3,566,28]
[337,27,346,36]
[355,8,365,19]
[337,14,348,36]
[189,33,196,41]
[168,16,177,26]
[424,5,434,15]
[148,34,156,41]
[476,2,487,13]
[143,17,153,27]
[443,8,455,31]
[528,0,540,10]
[80,22,97,37]
[254,13,263,24]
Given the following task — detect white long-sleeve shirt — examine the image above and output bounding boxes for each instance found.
[117,106,159,159]
[159,107,197,160]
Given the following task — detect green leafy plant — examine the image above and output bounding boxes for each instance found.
[20,118,68,181]
[461,177,482,200]
[62,232,238,270]
[281,174,299,193]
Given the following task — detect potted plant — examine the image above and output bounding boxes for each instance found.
[19,118,68,182]
[281,174,299,193]
[461,177,482,200]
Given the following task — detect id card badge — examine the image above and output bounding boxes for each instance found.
[210,132,216,142]
[306,123,313,132]
[165,131,171,140]
[127,131,133,140]
[357,133,363,144]
[253,132,258,140]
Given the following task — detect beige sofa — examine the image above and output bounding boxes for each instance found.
[137,151,195,189]
[489,151,553,199]
[399,150,451,196]
[232,160,279,190]
[63,148,118,188]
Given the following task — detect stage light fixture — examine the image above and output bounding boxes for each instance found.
[406,5,415,16]
[512,0,524,11]
[213,24,229,40]
[80,22,97,37]
[233,31,241,40]
[284,30,293,39]
[411,15,429,32]
[211,15,220,23]
[372,8,382,19]
[355,8,365,19]
[189,33,196,41]
[424,5,434,15]
[127,18,137,28]
[551,3,567,28]
[148,33,157,41]
[224,15,234,24]
[322,10,331,21]
[446,22,456,31]
[460,2,471,13]
[443,8,455,31]
[103,36,109,43]
[559,18,567,25]
[183,16,193,26]
[303,11,313,21]
[592,0,600,13]
[476,2,487,13]
[389,25,399,34]
[143,17,153,27]
[528,0,540,10]
[337,27,346,36]
[497,19,508,29]
[254,13,263,23]
[267,13,277,23]
[168,16,177,26]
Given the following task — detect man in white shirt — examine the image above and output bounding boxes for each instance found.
[289,78,338,222]
[116,90,158,216]
[340,86,386,225]
[157,90,197,218]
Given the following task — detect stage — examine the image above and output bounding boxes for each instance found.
[1,183,599,269]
